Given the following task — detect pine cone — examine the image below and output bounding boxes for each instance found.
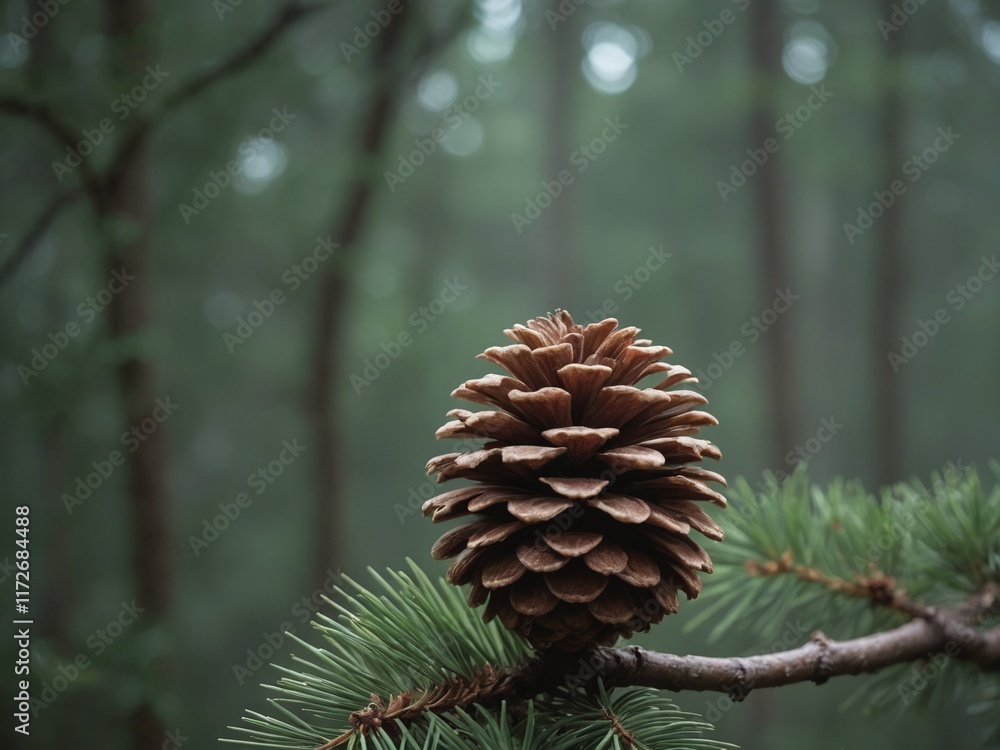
[423,311,726,652]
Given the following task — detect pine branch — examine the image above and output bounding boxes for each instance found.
[303,601,1000,746]
[231,465,1000,749]
[228,563,1000,750]
[108,1,326,181]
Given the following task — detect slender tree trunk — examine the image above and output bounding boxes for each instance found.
[311,266,349,587]
[749,0,796,469]
[104,1,172,747]
[745,0,790,738]
[309,8,414,589]
[544,0,576,311]
[875,2,905,486]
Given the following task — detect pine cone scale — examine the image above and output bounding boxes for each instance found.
[516,543,568,573]
[539,476,607,499]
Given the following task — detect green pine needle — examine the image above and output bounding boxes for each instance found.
[224,560,733,749]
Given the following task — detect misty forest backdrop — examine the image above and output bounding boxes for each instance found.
[1,0,999,748]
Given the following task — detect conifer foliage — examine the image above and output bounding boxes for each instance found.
[228,313,1000,749]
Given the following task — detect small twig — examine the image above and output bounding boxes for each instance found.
[745,550,909,612]
[0,97,101,189]
[160,2,318,113]
[314,727,355,749]
[0,97,81,156]
[312,666,513,749]
[0,188,83,289]
[601,708,636,748]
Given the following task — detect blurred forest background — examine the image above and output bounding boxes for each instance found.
[1,0,999,748]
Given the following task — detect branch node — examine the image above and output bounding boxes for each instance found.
[727,660,752,702]
[810,631,833,685]
[629,645,646,672]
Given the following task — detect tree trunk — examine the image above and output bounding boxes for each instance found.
[745,0,789,739]
[104,1,173,747]
[874,0,906,486]
[749,0,796,470]
[544,0,576,311]
[309,8,414,589]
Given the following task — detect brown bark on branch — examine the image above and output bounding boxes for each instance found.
[590,618,1000,697]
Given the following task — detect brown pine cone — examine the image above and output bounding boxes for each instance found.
[423,311,726,651]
